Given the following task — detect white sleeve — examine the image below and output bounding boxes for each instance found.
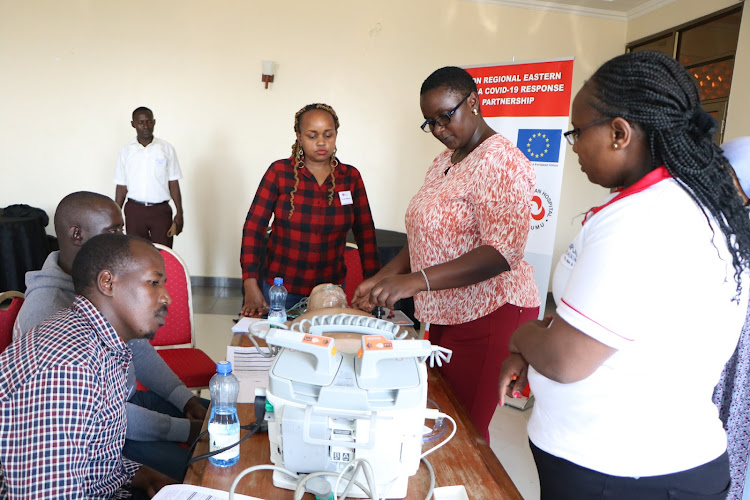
[113,147,128,185]
[555,205,666,350]
[166,142,182,181]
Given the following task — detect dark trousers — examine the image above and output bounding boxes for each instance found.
[531,440,731,500]
[122,391,209,481]
[260,278,308,310]
[429,303,539,442]
[124,200,173,247]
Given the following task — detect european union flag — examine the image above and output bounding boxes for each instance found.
[517,129,562,162]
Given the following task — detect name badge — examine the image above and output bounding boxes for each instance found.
[338,191,353,205]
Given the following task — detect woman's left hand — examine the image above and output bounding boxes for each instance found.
[369,273,425,309]
[498,353,529,406]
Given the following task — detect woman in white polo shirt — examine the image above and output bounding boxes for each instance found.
[499,51,750,499]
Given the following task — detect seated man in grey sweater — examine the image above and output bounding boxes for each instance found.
[13,191,207,481]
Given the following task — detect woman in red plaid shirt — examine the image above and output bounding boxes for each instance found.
[240,103,380,316]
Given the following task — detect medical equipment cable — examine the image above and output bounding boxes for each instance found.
[332,458,379,500]
[226,464,374,500]
[228,465,300,500]
[420,413,456,460]
[295,469,374,500]
[247,320,287,357]
[422,398,447,443]
[225,453,439,500]
[246,328,279,357]
[421,457,436,500]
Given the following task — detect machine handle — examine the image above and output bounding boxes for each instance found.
[294,314,406,340]
[357,338,453,380]
[301,405,377,449]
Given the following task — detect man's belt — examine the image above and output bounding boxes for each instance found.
[128,199,169,207]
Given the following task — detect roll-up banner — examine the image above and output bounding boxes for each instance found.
[465,58,574,317]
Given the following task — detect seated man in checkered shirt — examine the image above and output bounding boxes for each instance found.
[0,234,175,498]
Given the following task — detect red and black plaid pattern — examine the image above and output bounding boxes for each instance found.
[241,159,380,295]
[0,296,139,498]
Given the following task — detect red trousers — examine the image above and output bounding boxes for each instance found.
[124,200,173,247]
[429,302,539,442]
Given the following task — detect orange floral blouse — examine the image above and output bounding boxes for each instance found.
[405,133,540,325]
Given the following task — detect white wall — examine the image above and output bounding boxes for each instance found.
[2,0,737,283]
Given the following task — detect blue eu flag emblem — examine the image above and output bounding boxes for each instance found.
[517,129,562,162]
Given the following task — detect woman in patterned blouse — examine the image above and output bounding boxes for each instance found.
[352,67,540,440]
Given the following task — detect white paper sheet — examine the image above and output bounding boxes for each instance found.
[231,317,269,335]
[151,484,263,500]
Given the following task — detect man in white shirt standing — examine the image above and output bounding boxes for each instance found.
[115,106,184,248]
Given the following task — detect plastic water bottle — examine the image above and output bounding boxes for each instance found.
[267,277,288,324]
[208,361,240,467]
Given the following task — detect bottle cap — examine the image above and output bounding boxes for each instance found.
[273,277,283,286]
[216,361,233,374]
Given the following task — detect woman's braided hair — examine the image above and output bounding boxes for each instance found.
[288,103,340,219]
[589,50,750,296]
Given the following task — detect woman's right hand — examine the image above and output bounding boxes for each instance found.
[498,353,529,407]
[351,276,379,312]
[241,279,268,317]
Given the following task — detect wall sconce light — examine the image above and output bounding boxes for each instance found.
[262,60,275,89]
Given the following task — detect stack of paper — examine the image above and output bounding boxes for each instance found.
[226,346,274,403]
[152,484,263,499]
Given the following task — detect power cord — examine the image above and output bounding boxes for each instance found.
[187,395,267,465]
[421,457,436,500]
[226,446,440,500]
[331,458,379,500]
[187,422,261,465]
[229,465,300,500]
[227,463,375,500]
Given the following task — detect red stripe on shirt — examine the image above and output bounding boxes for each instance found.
[561,297,634,342]
[583,166,672,225]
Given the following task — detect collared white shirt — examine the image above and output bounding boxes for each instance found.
[113,137,182,203]
[529,174,747,477]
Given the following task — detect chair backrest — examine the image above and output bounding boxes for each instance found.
[0,291,25,353]
[151,244,194,348]
[343,245,364,306]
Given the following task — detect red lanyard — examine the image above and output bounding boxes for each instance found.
[582,166,672,225]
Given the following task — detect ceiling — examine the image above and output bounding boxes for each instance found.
[467,0,676,21]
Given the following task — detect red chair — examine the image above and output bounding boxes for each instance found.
[343,244,364,306]
[0,291,24,353]
[148,244,216,390]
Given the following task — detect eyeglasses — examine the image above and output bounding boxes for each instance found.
[421,94,471,133]
[563,117,613,145]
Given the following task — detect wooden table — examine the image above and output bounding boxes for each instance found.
[185,332,522,499]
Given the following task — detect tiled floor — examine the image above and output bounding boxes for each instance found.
[191,285,541,499]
